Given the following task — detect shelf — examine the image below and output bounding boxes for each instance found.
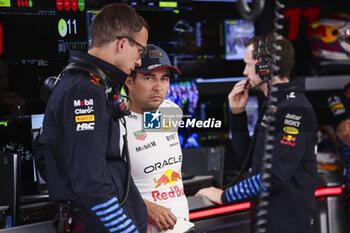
[305,75,350,91]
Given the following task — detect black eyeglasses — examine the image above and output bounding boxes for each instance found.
[116,36,147,58]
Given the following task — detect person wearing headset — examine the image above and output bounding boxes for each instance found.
[123,44,195,233]
[34,3,149,233]
[327,82,350,211]
[196,33,318,233]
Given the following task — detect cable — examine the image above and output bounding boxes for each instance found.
[223,104,266,189]
[119,116,131,206]
[255,1,285,233]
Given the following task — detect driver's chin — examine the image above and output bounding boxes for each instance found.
[146,102,162,111]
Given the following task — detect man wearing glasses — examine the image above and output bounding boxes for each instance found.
[116,36,148,59]
[35,3,149,233]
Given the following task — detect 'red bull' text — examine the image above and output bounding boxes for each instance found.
[151,186,185,202]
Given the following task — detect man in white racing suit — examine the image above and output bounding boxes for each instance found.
[122,44,195,233]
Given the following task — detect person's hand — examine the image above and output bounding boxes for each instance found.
[195,186,224,205]
[228,80,249,114]
[144,199,177,231]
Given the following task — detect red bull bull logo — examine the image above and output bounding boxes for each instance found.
[153,169,181,188]
[283,135,296,141]
[280,134,296,147]
[90,73,101,85]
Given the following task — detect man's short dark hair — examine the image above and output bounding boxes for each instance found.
[90,3,148,48]
[247,33,295,79]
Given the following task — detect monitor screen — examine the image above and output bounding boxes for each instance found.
[166,81,199,116]
[86,10,100,49]
[21,155,38,194]
[31,114,45,130]
[228,95,259,137]
[135,3,248,79]
[30,114,46,186]
[165,81,200,148]
[31,114,44,143]
[224,19,255,60]
[0,9,58,60]
[246,95,259,136]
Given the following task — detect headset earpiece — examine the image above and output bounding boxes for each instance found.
[255,37,275,81]
[40,74,62,103]
[106,90,131,119]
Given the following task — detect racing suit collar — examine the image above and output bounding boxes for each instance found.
[68,50,127,88]
[272,77,305,98]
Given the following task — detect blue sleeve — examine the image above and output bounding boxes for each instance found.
[222,173,266,204]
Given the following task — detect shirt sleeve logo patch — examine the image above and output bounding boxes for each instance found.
[75,115,95,122]
[133,130,147,141]
[283,126,299,135]
[284,113,302,127]
[75,106,94,115]
[280,134,296,147]
[286,92,296,99]
[76,122,95,131]
[90,73,101,86]
[73,99,94,107]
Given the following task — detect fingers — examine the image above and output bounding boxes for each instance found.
[145,200,177,232]
[229,80,248,98]
[228,80,249,114]
[195,187,206,195]
[168,212,177,229]
[195,187,224,205]
[195,187,212,198]
[153,211,176,231]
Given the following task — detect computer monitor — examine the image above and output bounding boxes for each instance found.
[224,19,255,60]
[228,95,259,138]
[31,114,44,130]
[182,146,225,188]
[30,114,44,142]
[246,96,259,136]
[20,155,38,195]
[166,81,199,116]
[166,81,200,148]
[30,114,47,188]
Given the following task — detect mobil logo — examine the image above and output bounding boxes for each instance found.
[74,99,94,107]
